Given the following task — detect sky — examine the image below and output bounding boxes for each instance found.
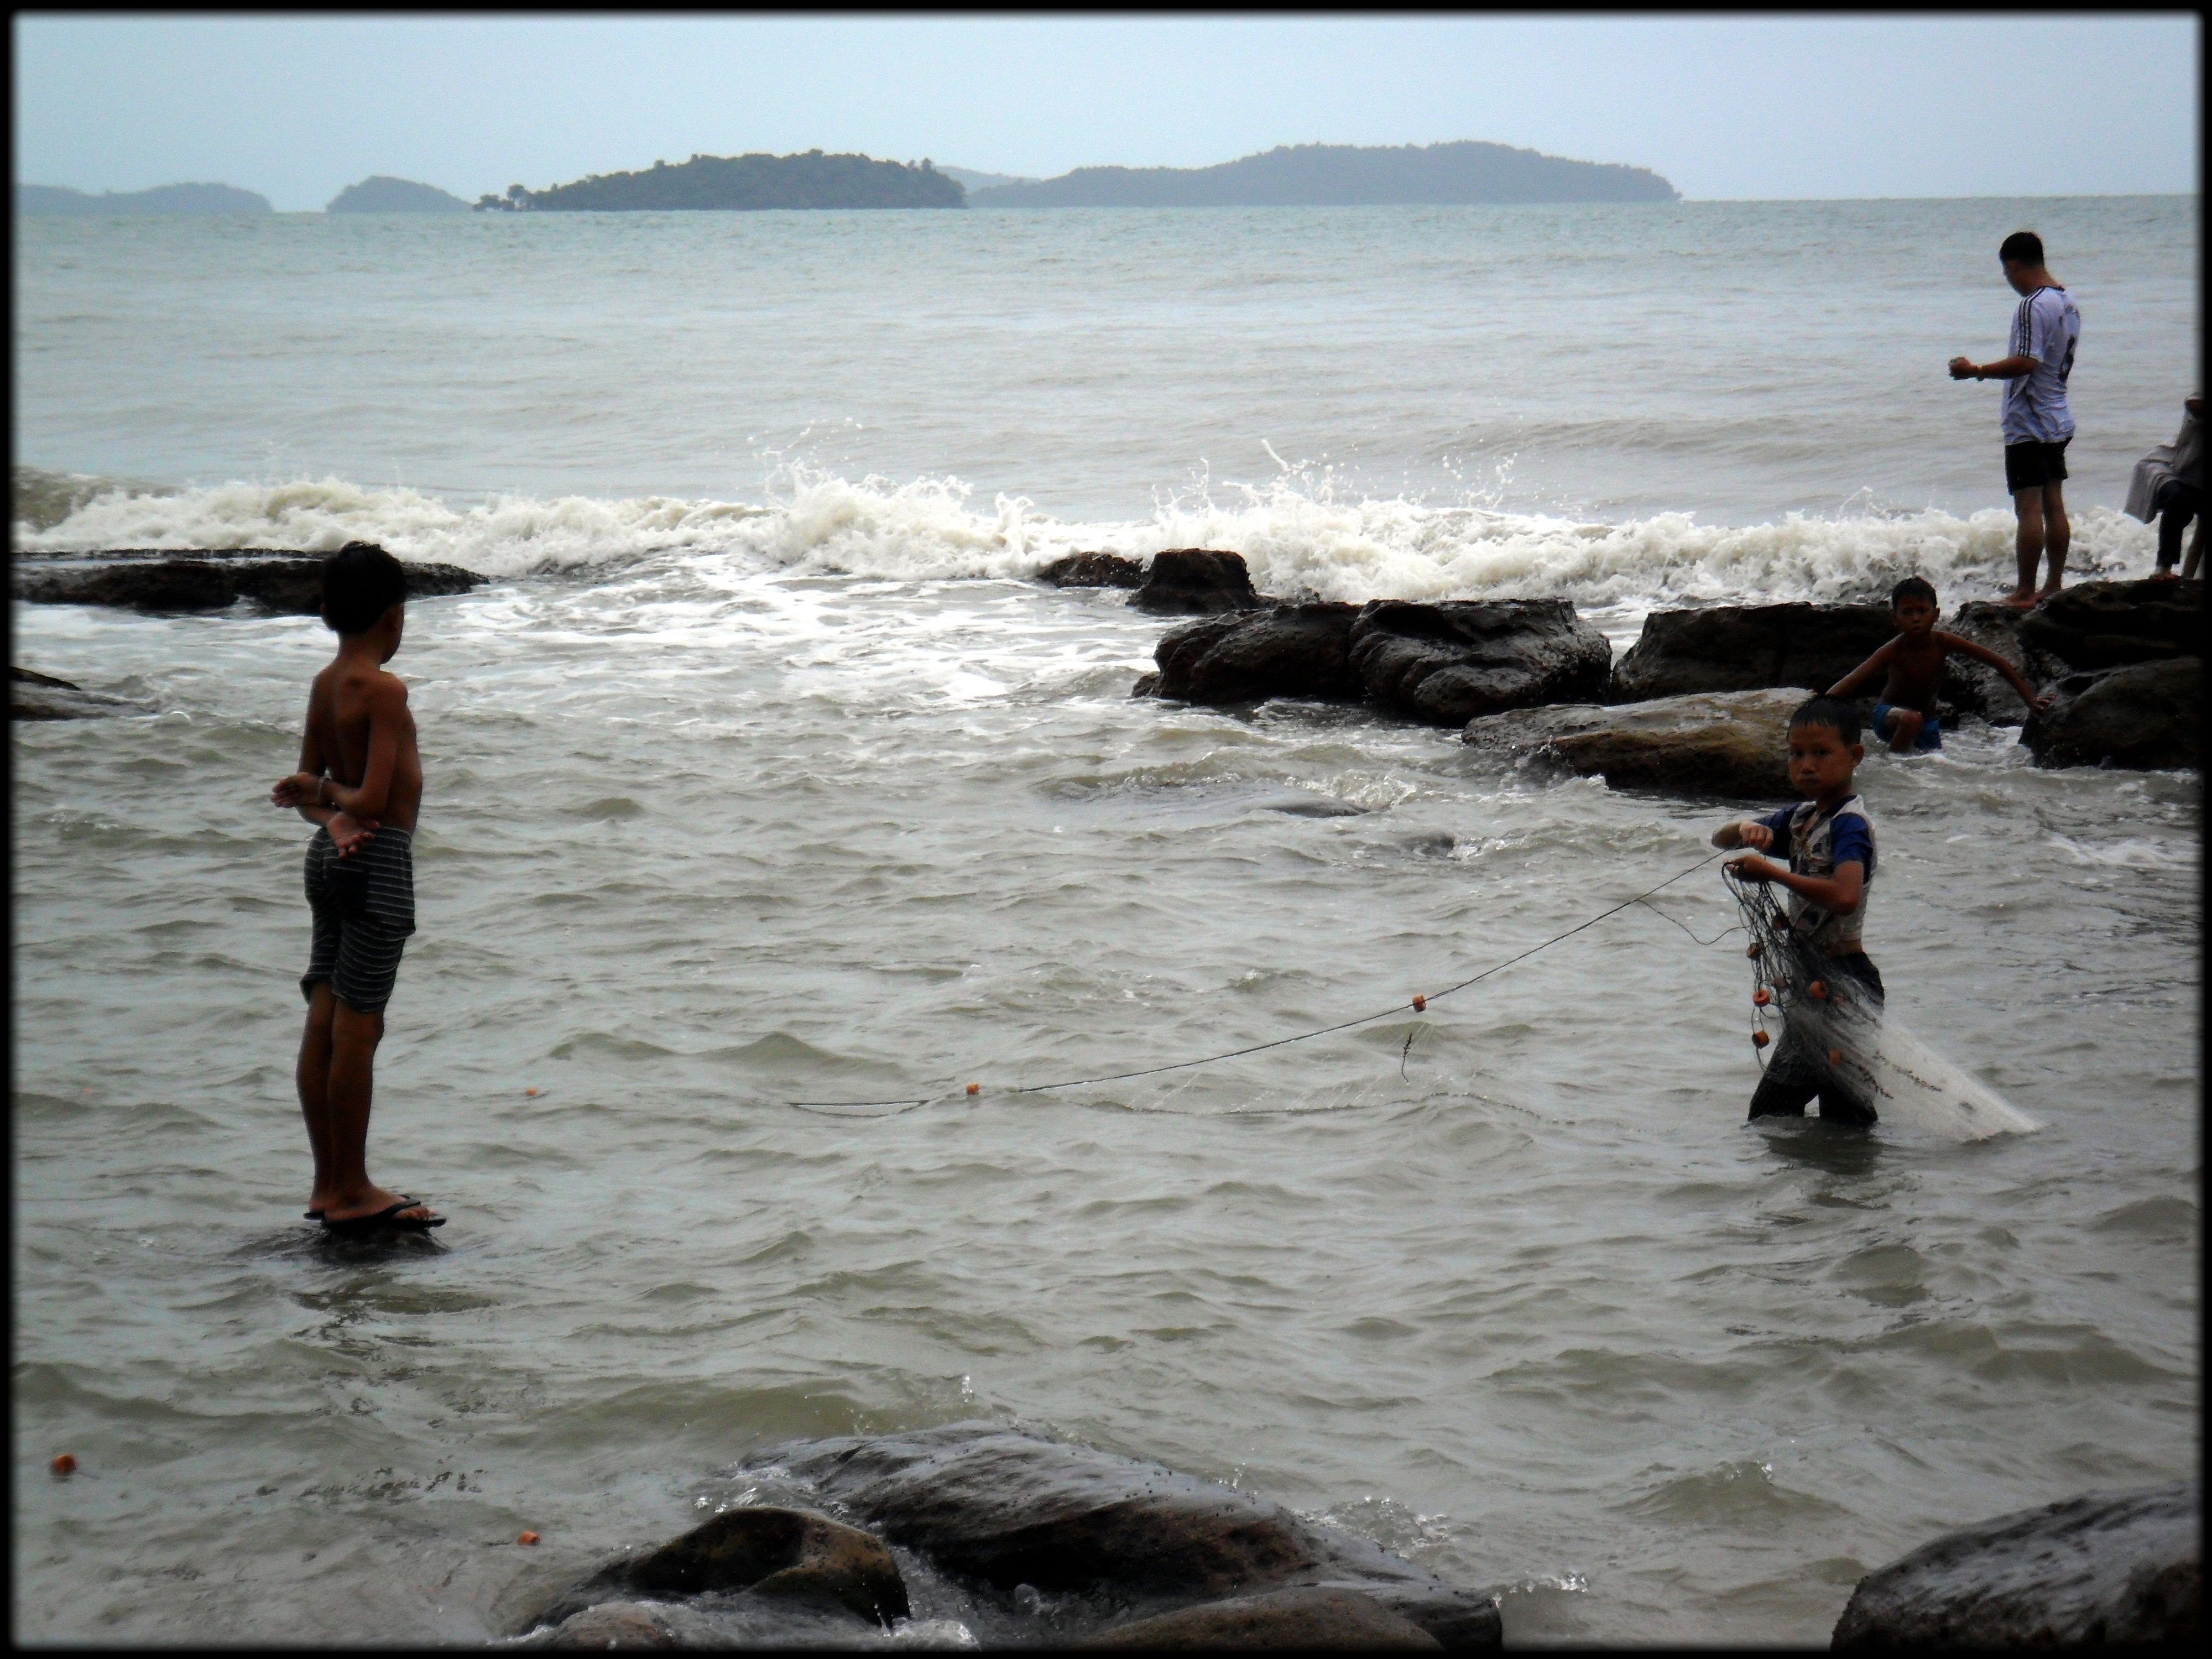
[12,14,2201,211]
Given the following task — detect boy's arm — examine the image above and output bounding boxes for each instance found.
[271,695,377,852]
[1936,632,2052,710]
[1713,808,1785,851]
[1731,855,1863,913]
[1827,639,1895,700]
[321,679,407,821]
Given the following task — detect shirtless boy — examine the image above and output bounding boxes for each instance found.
[1828,576,2051,753]
[269,542,442,1230]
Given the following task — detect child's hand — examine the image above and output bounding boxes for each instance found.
[1736,822,1773,851]
[1948,356,1978,380]
[272,772,322,808]
[2028,692,2053,713]
[1728,854,1778,884]
[328,813,378,857]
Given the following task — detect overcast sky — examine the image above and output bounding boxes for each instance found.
[13,14,2201,210]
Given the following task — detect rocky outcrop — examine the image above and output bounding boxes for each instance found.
[12,666,156,722]
[1082,1585,1444,1648]
[1937,603,2056,725]
[2017,578,2202,672]
[533,1506,907,1634]
[1348,600,1611,726]
[1463,687,1802,799]
[1611,604,1896,702]
[2023,658,2200,771]
[1129,549,1266,615]
[1038,551,1146,589]
[754,1424,1500,1648]
[1142,603,1363,703]
[1830,1480,2198,1649]
[13,554,486,615]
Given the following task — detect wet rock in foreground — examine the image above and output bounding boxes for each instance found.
[1462,687,1802,799]
[1038,551,1147,589]
[1610,602,1895,703]
[1128,549,1267,616]
[13,554,485,615]
[11,666,156,722]
[1830,1480,2198,1649]
[1348,600,1611,727]
[1079,1584,1444,1648]
[2016,577,2203,672]
[1144,602,1364,703]
[2022,657,2200,771]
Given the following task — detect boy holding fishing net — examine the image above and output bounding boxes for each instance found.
[1709,696,1883,1125]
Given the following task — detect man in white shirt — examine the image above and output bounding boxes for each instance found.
[1949,231,2081,609]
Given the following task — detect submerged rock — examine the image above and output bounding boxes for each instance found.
[11,666,156,722]
[1129,549,1266,615]
[13,554,485,615]
[1038,551,1147,589]
[1147,603,1363,703]
[2017,577,2203,672]
[2022,657,2201,771]
[1830,1480,2199,1649]
[1348,599,1611,726]
[1463,686,1801,799]
[540,1600,681,1648]
[1610,603,1895,702]
[751,1422,1501,1648]
[1082,1585,1443,1649]
[533,1505,909,1634]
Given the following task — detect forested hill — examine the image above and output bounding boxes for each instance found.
[495,152,964,212]
[971,141,1678,207]
[17,182,272,214]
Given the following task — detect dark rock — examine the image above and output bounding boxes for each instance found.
[540,1601,680,1649]
[1831,1480,2198,1650]
[1040,551,1147,589]
[1939,603,2059,726]
[1129,549,1265,615]
[1146,603,1363,703]
[535,1506,907,1632]
[1082,1585,1443,1650]
[1348,599,1611,726]
[12,666,156,722]
[13,556,486,616]
[749,1422,1500,1648]
[2017,578,2203,672]
[1464,687,1803,799]
[1611,604,1896,702]
[2022,658,2200,770]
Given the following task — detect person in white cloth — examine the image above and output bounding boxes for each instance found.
[2125,393,2203,582]
[1949,231,2081,609]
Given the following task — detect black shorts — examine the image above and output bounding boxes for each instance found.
[301,825,416,1015]
[2005,437,2070,494]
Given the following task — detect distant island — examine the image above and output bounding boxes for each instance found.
[16,182,272,215]
[326,176,471,213]
[970,141,1678,207]
[937,165,1039,194]
[478,150,964,212]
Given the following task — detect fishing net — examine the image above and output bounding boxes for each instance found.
[1728,868,2039,1141]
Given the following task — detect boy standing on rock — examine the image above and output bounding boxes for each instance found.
[269,542,443,1231]
[1827,576,2052,752]
[1949,230,2080,609]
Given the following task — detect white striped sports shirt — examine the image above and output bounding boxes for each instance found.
[2000,285,2079,446]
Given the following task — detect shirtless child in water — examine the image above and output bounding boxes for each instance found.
[1828,576,2051,753]
[269,542,442,1230]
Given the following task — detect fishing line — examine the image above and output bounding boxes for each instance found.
[784,848,1730,1112]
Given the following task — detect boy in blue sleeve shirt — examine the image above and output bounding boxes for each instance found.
[1710,696,1881,1124]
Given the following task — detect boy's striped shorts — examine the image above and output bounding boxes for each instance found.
[300,825,416,1015]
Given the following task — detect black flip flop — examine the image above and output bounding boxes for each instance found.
[321,1196,446,1232]
[304,1209,324,1220]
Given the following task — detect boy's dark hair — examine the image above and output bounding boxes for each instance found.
[1999,229,2044,266]
[1790,695,1861,747]
[1891,575,1938,608]
[320,541,408,635]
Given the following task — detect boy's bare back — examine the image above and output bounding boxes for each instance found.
[303,658,421,831]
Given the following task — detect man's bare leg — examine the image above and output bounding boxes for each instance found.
[2037,482,2070,597]
[2004,488,2044,607]
[298,982,338,1213]
[319,997,437,1224]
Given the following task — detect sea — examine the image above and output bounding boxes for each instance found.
[11,196,2199,1646]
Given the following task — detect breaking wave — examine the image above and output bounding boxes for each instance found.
[13,463,2153,607]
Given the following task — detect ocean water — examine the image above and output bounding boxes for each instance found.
[10,199,2199,1646]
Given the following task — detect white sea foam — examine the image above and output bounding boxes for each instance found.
[15,464,2154,607]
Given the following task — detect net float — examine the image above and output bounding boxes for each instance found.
[1752,988,1771,1007]
[1808,980,1828,1000]
[966,1083,980,1096]
[524,1087,538,1097]
[1746,943,1763,958]
[50,1454,76,1477]
[1411,994,1426,1012]
[517,1531,540,1546]
[1827,1049,1843,1066]
[1752,1030,1770,1048]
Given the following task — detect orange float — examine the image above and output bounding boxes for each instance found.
[1807,980,1828,1001]
[1411,994,1427,1012]
[517,1531,540,1546]
[966,1083,980,1096]
[50,1454,76,1477]
[1752,1030,1770,1048]
[1827,1049,1843,1066]
[1752,988,1771,1007]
